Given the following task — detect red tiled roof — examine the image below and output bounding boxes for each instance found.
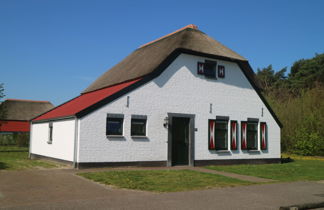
[0,120,30,132]
[33,78,141,122]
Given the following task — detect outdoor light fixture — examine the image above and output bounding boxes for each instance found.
[163,117,169,128]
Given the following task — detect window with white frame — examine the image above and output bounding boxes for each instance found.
[215,119,228,150]
[247,121,258,150]
[106,114,124,136]
[131,115,147,137]
[208,116,229,151]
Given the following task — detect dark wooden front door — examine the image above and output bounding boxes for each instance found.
[171,117,190,165]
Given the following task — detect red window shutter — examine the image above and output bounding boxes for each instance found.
[260,122,267,150]
[241,122,247,150]
[231,121,238,150]
[208,120,216,150]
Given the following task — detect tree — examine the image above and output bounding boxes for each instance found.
[0,83,6,119]
[255,65,287,93]
[289,53,324,90]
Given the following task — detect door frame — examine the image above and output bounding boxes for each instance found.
[167,113,195,166]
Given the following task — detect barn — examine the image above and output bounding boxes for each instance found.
[0,99,53,133]
[30,25,282,168]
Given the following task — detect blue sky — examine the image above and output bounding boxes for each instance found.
[1,0,323,105]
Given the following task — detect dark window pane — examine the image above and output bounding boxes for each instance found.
[215,120,228,150]
[247,122,257,149]
[131,119,146,136]
[106,118,123,135]
[204,60,216,78]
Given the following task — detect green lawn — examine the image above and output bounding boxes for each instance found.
[0,146,60,170]
[206,159,324,182]
[78,169,252,192]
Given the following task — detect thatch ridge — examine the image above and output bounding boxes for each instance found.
[83,28,246,93]
[0,99,54,121]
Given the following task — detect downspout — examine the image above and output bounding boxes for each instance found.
[28,121,33,159]
[73,117,79,168]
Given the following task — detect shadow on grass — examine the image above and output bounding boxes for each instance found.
[0,162,9,170]
[281,157,294,164]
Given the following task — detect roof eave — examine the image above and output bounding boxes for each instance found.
[32,115,76,124]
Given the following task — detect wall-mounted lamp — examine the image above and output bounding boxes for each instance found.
[163,117,169,128]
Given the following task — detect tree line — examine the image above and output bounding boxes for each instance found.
[255,53,324,156]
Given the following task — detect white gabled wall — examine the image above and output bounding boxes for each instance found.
[30,118,75,162]
[78,53,281,163]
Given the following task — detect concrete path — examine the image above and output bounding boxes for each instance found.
[192,167,274,183]
[1,169,324,210]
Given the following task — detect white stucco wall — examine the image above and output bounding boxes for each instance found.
[78,53,281,163]
[30,118,75,161]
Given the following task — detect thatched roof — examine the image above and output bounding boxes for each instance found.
[83,25,247,93]
[0,99,54,121]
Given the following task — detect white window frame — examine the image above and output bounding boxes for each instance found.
[106,114,124,137]
[131,115,147,138]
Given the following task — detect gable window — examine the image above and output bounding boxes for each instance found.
[204,60,217,78]
[106,114,124,136]
[131,115,147,137]
[48,122,53,144]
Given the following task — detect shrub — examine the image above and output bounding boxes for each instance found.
[266,85,324,156]
[14,133,29,147]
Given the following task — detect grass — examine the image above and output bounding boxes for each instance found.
[282,153,324,161]
[0,146,60,170]
[78,169,252,192]
[206,158,324,182]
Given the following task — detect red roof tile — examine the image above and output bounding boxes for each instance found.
[33,78,141,121]
[0,120,30,132]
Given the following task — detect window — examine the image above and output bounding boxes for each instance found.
[204,60,216,78]
[131,115,147,137]
[106,114,124,136]
[241,120,259,150]
[208,117,229,151]
[215,120,228,150]
[247,122,258,150]
[48,122,53,144]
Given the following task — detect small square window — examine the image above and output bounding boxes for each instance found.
[131,118,147,136]
[106,116,123,136]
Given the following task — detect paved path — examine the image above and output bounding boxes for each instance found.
[1,168,324,210]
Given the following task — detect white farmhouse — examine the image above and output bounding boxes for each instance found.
[30,25,282,168]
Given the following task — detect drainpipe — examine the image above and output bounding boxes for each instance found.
[73,117,79,168]
[28,122,33,159]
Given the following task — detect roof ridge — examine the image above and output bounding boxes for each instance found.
[139,24,198,48]
[6,99,51,103]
